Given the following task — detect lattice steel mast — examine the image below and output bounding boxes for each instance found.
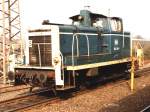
[0,0,22,84]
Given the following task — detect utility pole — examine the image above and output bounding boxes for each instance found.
[0,0,22,84]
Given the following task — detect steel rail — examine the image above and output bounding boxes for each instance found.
[0,88,52,104]
[0,86,30,94]
[140,105,150,112]
[0,88,59,112]
[7,97,60,112]
[0,85,28,90]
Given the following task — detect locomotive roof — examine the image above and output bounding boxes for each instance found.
[70,12,107,21]
[69,11,122,21]
[110,17,122,20]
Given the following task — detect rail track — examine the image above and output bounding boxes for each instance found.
[0,85,31,94]
[0,85,14,89]
[0,66,149,112]
[0,78,126,112]
[25,66,150,111]
[140,105,150,112]
[0,88,58,112]
[140,67,150,112]
[136,66,150,75]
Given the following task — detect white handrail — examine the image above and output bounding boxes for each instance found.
[37,44,41,67]
[85,34,90,56]
[107,18,112,54]
[72,34,79,66]
[72,33,90,66]
[59,51,64,83]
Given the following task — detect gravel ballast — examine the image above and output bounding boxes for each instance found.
[26,69,150,112]
[0,65,150,112]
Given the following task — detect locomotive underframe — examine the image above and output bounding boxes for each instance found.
[14,67,55,87]
[14,66,76,90]
[14,58,131,90]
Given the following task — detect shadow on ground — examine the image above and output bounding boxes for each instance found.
[100,86,150,112]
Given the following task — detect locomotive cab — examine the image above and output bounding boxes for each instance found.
[70,10,123,33]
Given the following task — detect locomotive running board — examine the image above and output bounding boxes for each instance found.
[56,85,76,90]
[55,70,76,90]
[66,58,131,70]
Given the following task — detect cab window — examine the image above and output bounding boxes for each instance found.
[93,18,108,29]
[73,21,80,26]
[110,18,122,32]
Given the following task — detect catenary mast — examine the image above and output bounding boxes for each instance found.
[0,0,22,84]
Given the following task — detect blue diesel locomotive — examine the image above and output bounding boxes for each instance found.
[14,10,131,90]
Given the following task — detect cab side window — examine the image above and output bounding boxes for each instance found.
[93,18,109,30]
[110,19,123,32]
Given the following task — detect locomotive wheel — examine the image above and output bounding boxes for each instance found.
[32,73,39,85]
[20,73,26,84]
[37,73,47,84]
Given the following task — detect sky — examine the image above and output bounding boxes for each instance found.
[20,0,150,40]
